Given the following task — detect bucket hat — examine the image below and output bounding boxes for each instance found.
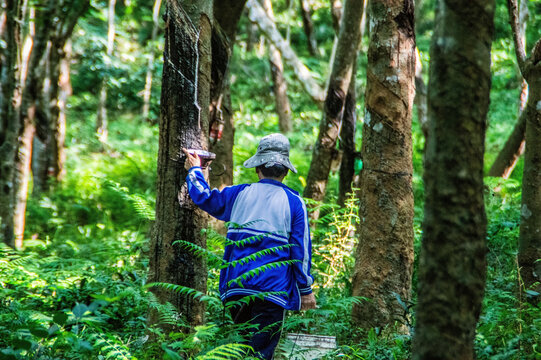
[243,133,297,173]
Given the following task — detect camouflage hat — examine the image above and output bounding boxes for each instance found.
[243,133,297,174]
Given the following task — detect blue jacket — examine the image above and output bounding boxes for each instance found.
[186,167,314,310]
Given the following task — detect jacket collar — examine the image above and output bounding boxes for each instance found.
[258,178,298,194]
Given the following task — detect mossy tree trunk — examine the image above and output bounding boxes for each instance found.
[147,0,212,329]
[351,0,415,329]
[412,0,494,358]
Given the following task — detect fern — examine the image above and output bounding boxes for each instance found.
[224,233,267,248]
[224,292,288,309]
[195,343,252,360]
[226,244,296,268]
[173,240,224,266]
[102,179,155,221]
[227,260,300,288]
[146,282,222,307]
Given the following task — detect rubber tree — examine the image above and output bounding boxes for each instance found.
[147,0,213,329]
[209,0,248,190]
[302,0,365,208]
[351,0,415,329]
[506,0,541,293]
[412,0,494,358]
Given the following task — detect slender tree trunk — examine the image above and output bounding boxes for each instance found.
[261,0,292,133]
[488,0,529,179]
[488,109,526,178]
[147,0,212,329]
[299,0,317,56]
[52,39,71,182]
[330,0,342,33]
[337,0,366,206]
[96,0,116,143]
[337,57,357,207]
[13,118,34,248]
[0,0,22,247]
[142,0,162,122]
[10,1,54,249]
[208,0,247,190]
[414,47,428,140]
[303,0,364,208]
[32,2,88,194]
[519,67,541,293]
[247,0,325,105]
[351,0,415,329]
[412,0,494,358]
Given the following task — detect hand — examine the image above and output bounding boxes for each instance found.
[182,148,201,170]
[300,293,317,310]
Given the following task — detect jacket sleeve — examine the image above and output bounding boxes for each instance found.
[289,197,314,295]
[185,167,244,222]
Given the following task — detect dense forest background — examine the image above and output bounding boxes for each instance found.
[1,0,541,358]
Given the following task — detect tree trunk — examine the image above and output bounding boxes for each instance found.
[330,0,342,33]
[337,0,366,207]
[13,119,34,248]
[142,0,162,122]
[414,47,428,140]
[262,0,292,133]
[487,108,526,178]
[208,0,247,190]
[351,0,415,329]
[0,0,22,247]
[412,0,494,358]
[518,68,541,293]
[246,0,325,105]
[147,0,212,329]
[96,0,116,143]
[488,0,528,179]
[303,0,364,207]
[299,0,317,56]
[337,56,357,207]
[32,2,88,195]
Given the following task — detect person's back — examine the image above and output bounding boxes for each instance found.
[183,133,316,359]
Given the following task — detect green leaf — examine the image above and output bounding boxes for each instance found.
[162,343,182,360]
[12,338,32,350]
[72,303,89,319]
[30,327,49,338]
[53,312,68,326]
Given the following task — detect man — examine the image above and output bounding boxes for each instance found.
[183,133,316,359]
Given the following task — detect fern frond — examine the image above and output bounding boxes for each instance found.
[224,292,288,309]
[225,244,296,268]
[102,179,155,221]
[196,343,252,360]
[224,234,266,248]
[227,260,300,288]
[145,282,206,299]
[173,240,223,265]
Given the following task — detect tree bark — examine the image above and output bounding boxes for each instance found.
[208,0,247,191]
[0,0,22,247]
[488,0,528,179]
[147,0,212,329]
[303,0,364,206]
[246,0,325,105]
[351,0,415,329]
[262,0,292,133]
[487,109,526,178]
[414,47,428,140]
[509,0,541,295]
[96,0,116,143]
[337,58,357,207]
[299,0,317,56]
[142,0,162,122]
[412,0,494,358]
[32,1,88,195]
[330,0,342,33]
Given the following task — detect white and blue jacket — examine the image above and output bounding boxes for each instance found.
[186,167,314,310]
